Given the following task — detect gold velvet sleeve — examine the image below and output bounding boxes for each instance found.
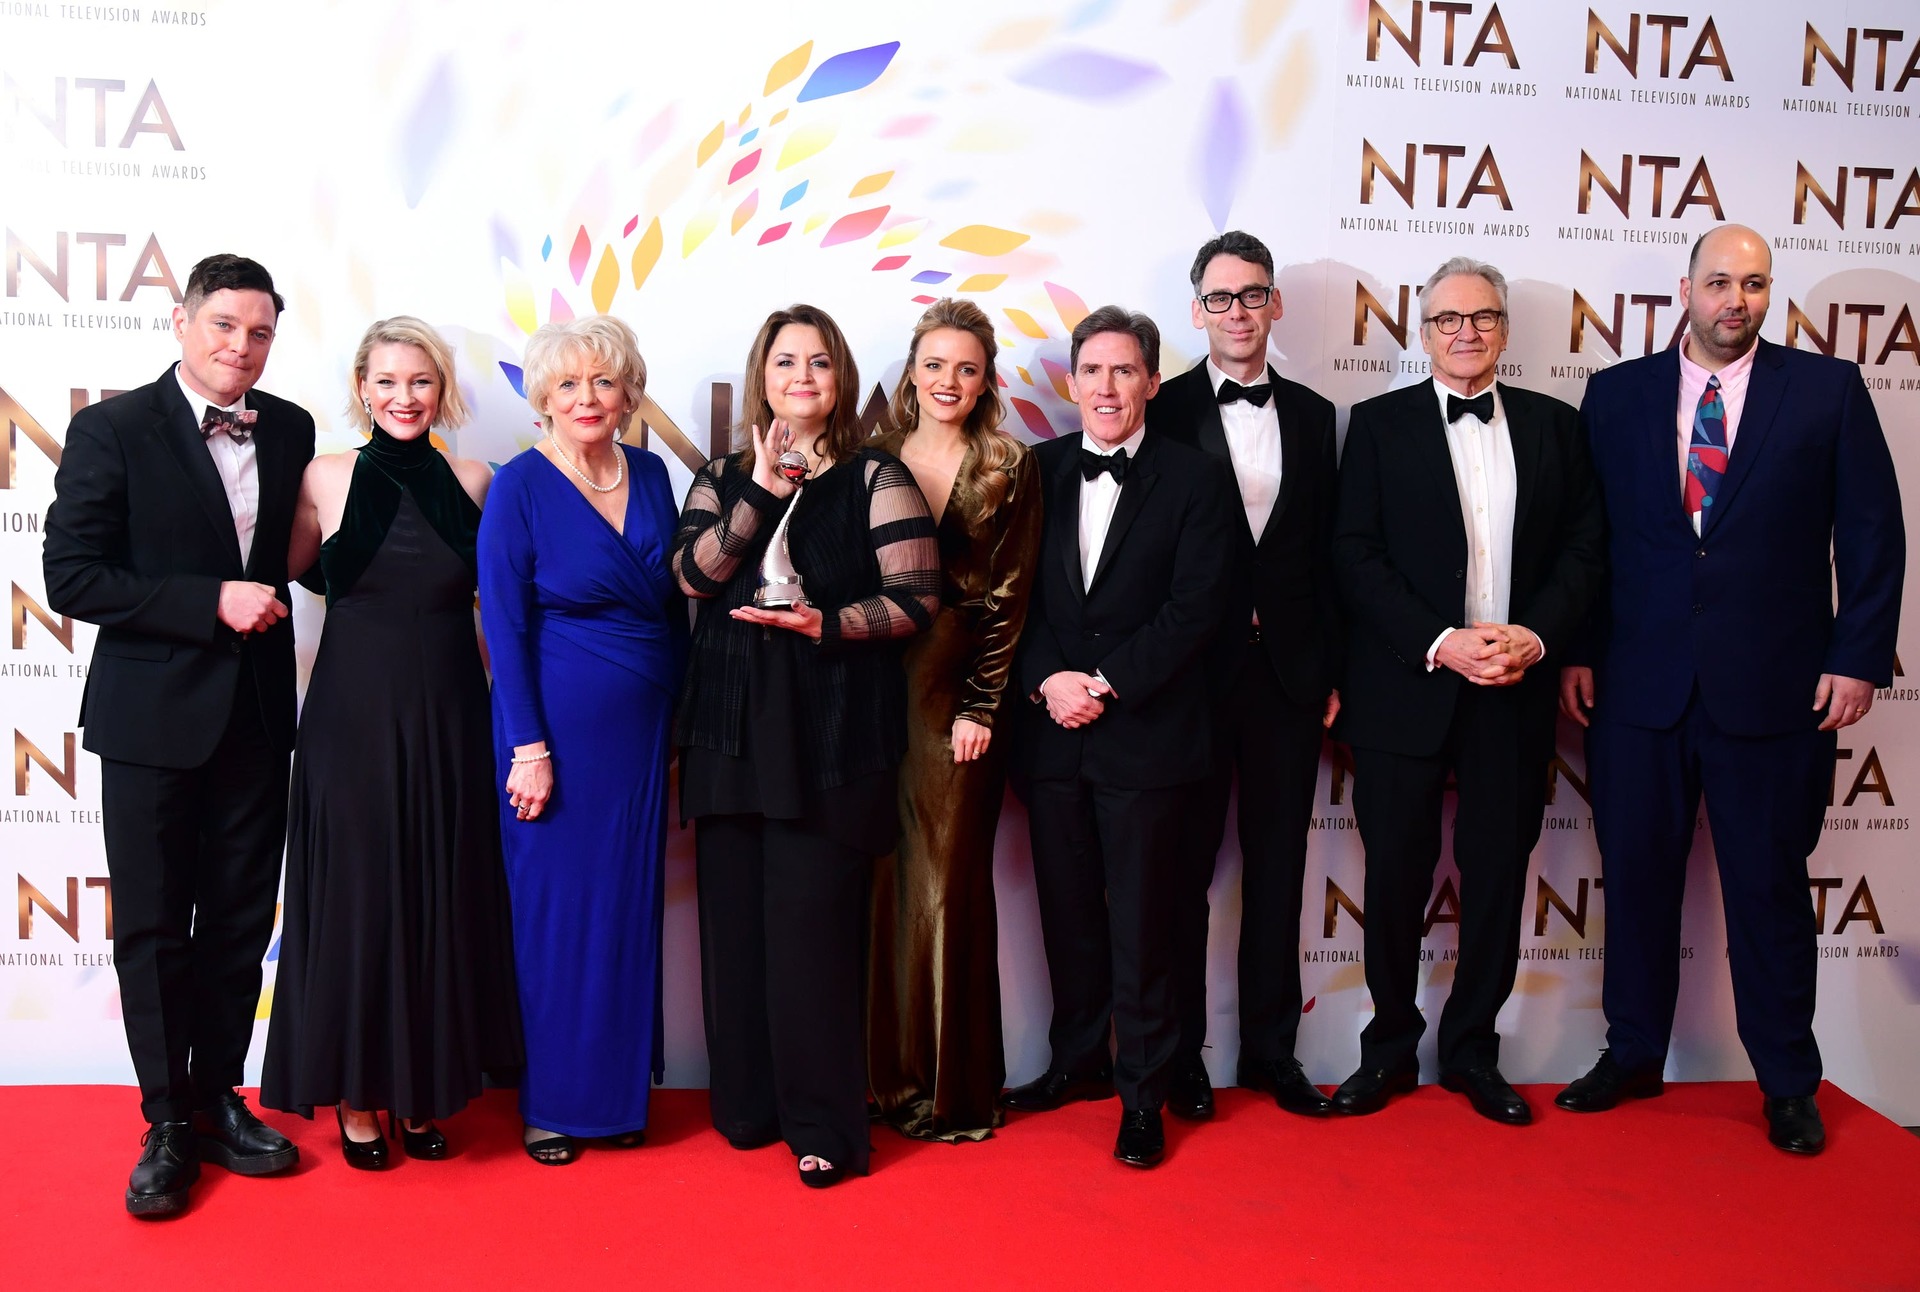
[955,450,1043,728]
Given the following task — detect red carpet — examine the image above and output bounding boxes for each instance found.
[5,1081,1917,1291]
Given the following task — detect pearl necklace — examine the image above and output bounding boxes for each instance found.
[549,433,624,494]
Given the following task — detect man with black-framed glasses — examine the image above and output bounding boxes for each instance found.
[1145,230,1343,1124]
[1329,256,1605,1125]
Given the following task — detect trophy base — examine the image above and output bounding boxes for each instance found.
[753,577,806,609]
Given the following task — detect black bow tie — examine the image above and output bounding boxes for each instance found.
[1446,391,1495,424]
[200,406,258,444]
[1217,378,1272,408]
[1079,447,1129,483]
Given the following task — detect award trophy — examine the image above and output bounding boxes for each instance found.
[753,449,811,608]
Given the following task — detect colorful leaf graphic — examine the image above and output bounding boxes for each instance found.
[796,42,900,102]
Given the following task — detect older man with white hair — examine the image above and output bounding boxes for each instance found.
[1329,256,1605,1125]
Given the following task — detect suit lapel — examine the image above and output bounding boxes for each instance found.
[245,405,287,579]
[1049,437,1088,605]
[1703,340,1784,537]
[1501,383,1542,543]
[1637,347,1698,539]
[1407,384,1465,552]
[1261,363,1301,552]
[1089,435,1157,594]
[150,367,244,572]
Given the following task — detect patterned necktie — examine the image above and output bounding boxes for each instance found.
[201,406,258,444]
[1685,375,1726,524]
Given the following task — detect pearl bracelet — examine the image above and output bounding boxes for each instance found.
[510,749,552,764]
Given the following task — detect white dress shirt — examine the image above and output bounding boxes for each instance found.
[1206,358,1283,542]
[174,363,258,566]
[1676,335,1758,536]
[1079,422,1148,590]
[1424,379,1525,669]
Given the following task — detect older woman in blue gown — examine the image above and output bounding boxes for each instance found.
[478,315,683,1164]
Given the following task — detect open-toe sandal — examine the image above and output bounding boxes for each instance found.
[523,1133,578,1166]
[797,1154,845,1189]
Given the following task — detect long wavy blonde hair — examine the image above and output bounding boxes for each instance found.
[885,298,1024,513]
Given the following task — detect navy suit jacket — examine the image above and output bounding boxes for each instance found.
[1576,338,1904,737]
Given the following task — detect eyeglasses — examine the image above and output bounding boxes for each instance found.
[1196,286,1274,314]
[1425,310,1506,335]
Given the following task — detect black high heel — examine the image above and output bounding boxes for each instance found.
[336,1105,388,1170]
[390,1113,448,1160]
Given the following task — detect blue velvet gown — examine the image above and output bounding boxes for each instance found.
[477,443,683,1137]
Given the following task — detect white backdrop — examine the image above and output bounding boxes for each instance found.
[3,0,1916,1121]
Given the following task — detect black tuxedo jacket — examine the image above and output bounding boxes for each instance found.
[43,364,315,768]
[1330,380,1604,759]
[1145,361,1342,708]
[1009,429,1239,789]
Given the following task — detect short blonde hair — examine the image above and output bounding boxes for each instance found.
[348,315,470,433]
[523,315,648,433]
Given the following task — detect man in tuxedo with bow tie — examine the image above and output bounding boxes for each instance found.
[1555,226,1904,1154]
[1143,230,1342,1122]
[1003,306,1238,1167]
[1329,256,1604,1124]
[44,254,314,1215]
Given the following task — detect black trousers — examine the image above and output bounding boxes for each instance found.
[695,814,873,1174]
[1588,692,1832,1096]
[1350,685,1547,1073]
[99,666,288,1123]
[1023,775,1192,1111]
[1176,646,1324,1067]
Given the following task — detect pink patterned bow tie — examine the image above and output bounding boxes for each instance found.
[201,406,258,444]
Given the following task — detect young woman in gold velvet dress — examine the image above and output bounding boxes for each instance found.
[868,298,1043,1141]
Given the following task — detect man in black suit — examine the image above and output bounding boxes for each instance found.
[1330,256,1604,1124]
[1003,306,1238,1167]
[44,254,314,1216]
[1145,230,1341,1122]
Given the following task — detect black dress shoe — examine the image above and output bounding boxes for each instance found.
[337,1106,389,1170]
[1237,1056,1334,1117]
[195,1091,299,1175]
[1763,1095,1825,1156]
[1440,1065,1532,1125]
[126,1122,198,1218]
[1113,1107,1165,1168]
[392,1114,449,1160]
[1554,1050,1665,1113]
[1165,1056,1215,1122]
[1331,1063,1418,1115]
[1000,1067,1116,1113]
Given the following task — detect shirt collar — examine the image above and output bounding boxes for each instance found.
[1084,422,1148,459]
[173,362,249,428]
[1431,376,1501,423]
[1678,334,1758,386]
[1205,357,1270,395]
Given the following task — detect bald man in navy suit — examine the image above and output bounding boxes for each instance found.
[1556,225,1904,1156]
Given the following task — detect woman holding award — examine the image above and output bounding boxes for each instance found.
[673,303,939,1187]
[867,298,1041,1142]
